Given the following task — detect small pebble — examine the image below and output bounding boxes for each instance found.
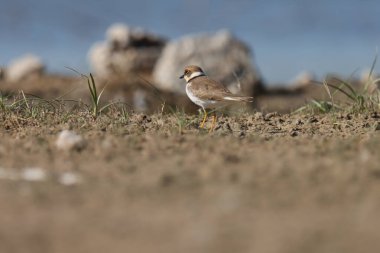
[56,130,85,151]
[21,167,47,182]
[59,172,82,186]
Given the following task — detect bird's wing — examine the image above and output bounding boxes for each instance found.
[190,76,232,101]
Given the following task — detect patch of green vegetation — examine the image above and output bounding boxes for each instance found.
[167,107,195,134]
[296,56,380,114]
[66,67,129,118]
[0,89,132,131]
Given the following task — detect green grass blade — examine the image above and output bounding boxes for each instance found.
[65,66,87,78]
[97,85,107,105]
[21,90,31,111]
[87,78,94,99]
[326,82,357,101]
[332,77,358,98]
[89,73,97,100]
[310,99,326,112]
[98,104,113,113]
[364,54,378,92]
[322,79,335,107]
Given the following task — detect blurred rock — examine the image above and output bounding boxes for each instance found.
[88,23,166,79]
[6,54,45,82]
[21,167,47,182]
[360,68,376,83]
[153,30,263,96]
[88,42,111,78]
[56,130,85,151]
[360,68,380,93]
[0,167,47,182]
[106,23,131,50]
[288,71,316,92]
[290,71,315,86]
[58,171,82,186]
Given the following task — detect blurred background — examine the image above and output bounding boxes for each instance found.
[1,0,379,84]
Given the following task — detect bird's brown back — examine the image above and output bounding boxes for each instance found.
[188,76,233,101]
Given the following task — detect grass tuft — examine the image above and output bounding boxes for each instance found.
[296,56,380,114]
[66,67,117,118]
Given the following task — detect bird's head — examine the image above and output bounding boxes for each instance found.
[179,65,206,82]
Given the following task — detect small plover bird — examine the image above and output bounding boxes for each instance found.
[180,65,253,131]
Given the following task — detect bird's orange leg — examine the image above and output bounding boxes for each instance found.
[200,108,208,129]
[209,113,217,132]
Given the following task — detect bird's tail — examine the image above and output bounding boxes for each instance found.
[223,95,254,103]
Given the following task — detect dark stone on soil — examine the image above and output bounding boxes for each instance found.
[371,112,380,119]
[308,117,319,123]
[160,173,175,187]
[264,112,277,121]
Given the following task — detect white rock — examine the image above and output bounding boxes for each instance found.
[88,23,166,79]
[55,130,85,151]
[21,167,47,182]
[360,69,376,83]
[153,30,262,95]
[6,54,44,82]
[360,68,380,93]
[0,167,48,182]
[106,23,131,50]
[289,71,315,86]
[88,42,112,78]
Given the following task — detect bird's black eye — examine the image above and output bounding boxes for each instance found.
[184,70,189,75]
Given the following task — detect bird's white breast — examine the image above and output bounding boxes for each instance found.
[186,82,217,109]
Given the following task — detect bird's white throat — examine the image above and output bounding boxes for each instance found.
[184,71,205,82]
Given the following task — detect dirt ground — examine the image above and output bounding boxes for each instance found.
[1,76,380,253]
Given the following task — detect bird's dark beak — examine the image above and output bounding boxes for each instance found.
[179,74,184,79]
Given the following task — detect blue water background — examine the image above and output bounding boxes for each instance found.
[0,0,379,84]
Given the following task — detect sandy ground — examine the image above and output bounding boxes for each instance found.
[1,102,380,253]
